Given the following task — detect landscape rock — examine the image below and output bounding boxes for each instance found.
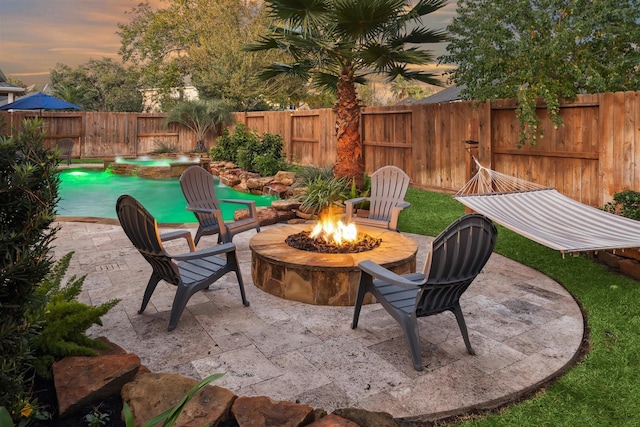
[234,206,279,226]
[272,199,302,211]
[121,372,236,427]
[246,176,275,191]
[332,408,399,427]
[231,395,315,427]
[307,413,361,426]
[53,353,141,417]
[273,171,298,186]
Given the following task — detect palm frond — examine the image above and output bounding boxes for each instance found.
[332,0,406,40]
[265,0,332,35]
[393,27,449,46]
[244,36,281,52]
[256,62,312,81]
[385,66,443,86]
[405,0,449,21]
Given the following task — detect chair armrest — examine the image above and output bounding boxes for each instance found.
[172,242,237,261]
[160,230,196,252]
[345,197,368,206]
[186,205,222,215]
[358,260,423,289]
[345,197,369,222]
[388,202,412,231]
[219,199,258,218]
[219,199,256,208]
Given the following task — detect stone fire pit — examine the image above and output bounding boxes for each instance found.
[250,224,417,306]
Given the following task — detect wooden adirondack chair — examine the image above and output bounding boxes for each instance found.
[116,194,249,331]
[180,166,261,245]
[352,213,498,370]
[56,138,74,166]
[344,165,411,231]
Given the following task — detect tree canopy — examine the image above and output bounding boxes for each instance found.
[246,0,448,185]
[440,0,640,145]
[118,0,307,111]
[50,58,143,112]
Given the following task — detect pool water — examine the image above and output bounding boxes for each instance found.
[57,169,275,223]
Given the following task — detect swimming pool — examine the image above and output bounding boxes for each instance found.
[57,169,275,223]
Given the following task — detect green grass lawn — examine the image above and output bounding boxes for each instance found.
[399,187,640,427]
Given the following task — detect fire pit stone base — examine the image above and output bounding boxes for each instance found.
[250,224,418,306]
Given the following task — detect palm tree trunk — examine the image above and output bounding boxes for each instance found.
[333,66,364,188]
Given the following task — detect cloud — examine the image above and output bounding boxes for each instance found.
[0,0,457,85]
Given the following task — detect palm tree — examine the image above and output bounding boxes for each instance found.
[246,0,448,186]
[164,99,232,152]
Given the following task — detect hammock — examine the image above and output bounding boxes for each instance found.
[453,161,640,254]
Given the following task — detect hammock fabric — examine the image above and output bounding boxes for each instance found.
[454,163,640,254]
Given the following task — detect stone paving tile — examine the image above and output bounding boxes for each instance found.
[57,220,584,421]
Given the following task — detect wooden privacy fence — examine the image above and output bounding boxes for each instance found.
[0,111,219,159]
[233,91,640,208]
[2,90,639,207]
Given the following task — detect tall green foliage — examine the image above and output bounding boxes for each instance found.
[164,99,232,152]
[0,119,60,409]
[441,0,640,146]
[50,58,143,112]
[28,252,119,378]
[210,124,286,176]
[118,0,308,111]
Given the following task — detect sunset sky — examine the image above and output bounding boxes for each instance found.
[0,0,457,86]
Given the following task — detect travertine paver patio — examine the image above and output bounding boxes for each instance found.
[53,220,584,423]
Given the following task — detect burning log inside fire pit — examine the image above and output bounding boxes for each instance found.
[286,207,382,253]
[286,231,381,253]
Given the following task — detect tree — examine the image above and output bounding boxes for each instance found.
[164,99,233,152]
[50,59,143,112]
[245,0,448,186]
[118,0,308,112]
[440,0,640,146]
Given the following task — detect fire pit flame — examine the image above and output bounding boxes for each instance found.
[285,207,382,254]
[309,215,357,245]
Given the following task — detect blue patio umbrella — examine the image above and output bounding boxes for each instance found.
[0,92,82,111]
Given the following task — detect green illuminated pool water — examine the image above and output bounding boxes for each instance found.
[57,169,275,223]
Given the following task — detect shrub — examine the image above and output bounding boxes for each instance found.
[0,118,60,411]
[28,252,119,378]
[603,190,640,221]
[298,175,350,215]
[210,124,287,176]
[151,141,178,154]
[209,124,251,164]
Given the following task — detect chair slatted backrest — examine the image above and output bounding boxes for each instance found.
[415,214,497,316]
[368,166,410,221]
[116,195,181,286]
[180,166,221,229]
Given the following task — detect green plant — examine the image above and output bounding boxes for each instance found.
[603,190,640,221]
[123,373,224,427]
[298,175,350,215]
[211,124,287,176]
[289,164,335,183]
[84,407,110,427]
[164,99,232,152]
[0,118,60,412]
[237,131,286,176]
[210,124,251,163]
[151,141,178,154]
[27,252,120,378]
[1,397,50,427]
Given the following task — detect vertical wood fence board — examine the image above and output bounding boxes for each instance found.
[623,92,638,191]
